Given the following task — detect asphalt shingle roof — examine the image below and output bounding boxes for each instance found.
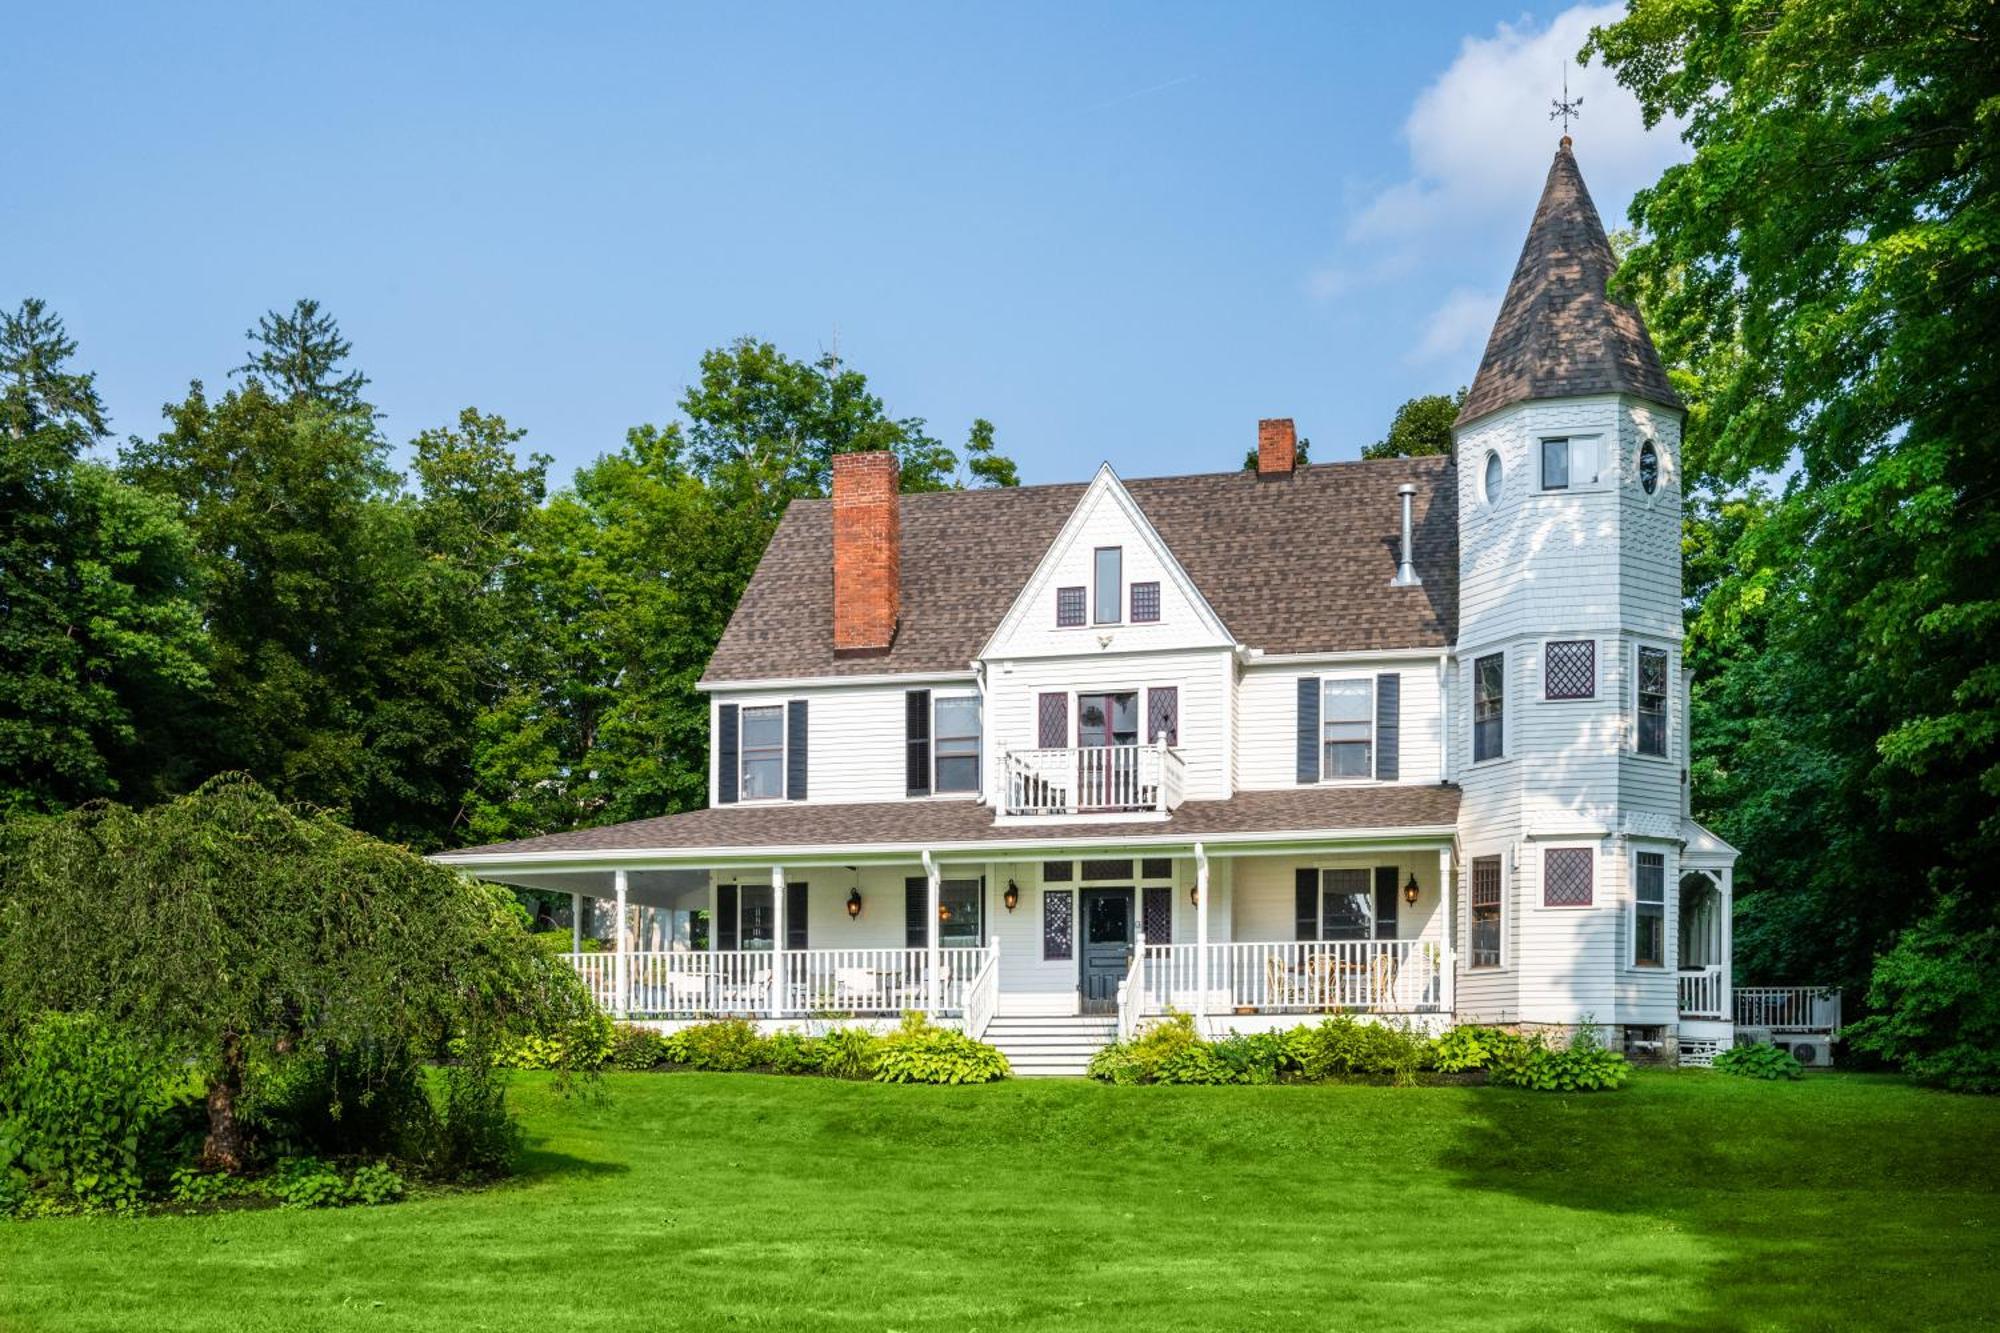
[443,784,1463,860]
[1456,139,1682,427]
[701,454,1456,683]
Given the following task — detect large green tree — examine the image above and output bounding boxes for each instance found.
[0,300,207,814]
[1589,0,2000,1087]
[1361,389,1466,459]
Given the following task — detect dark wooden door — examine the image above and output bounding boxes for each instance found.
[1079,888,1134,1014]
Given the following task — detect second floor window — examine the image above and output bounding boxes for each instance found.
[1544,640,1595,699]
[740,705,785,799]
[1130,581,1160,623]
[1473,653,1505,761]
[933,695,980,793]
[1637,646,1669,756]
[1056,586,1085,627]
[1321,679,1374,778]
[1094,547,1121,624]
[1541,437,1599,490]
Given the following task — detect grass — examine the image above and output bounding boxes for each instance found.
[1,1070,1996,1331]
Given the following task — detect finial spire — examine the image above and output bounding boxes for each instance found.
[1550,67,1582,138]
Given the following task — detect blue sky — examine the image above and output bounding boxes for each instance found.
[6,2,1685,486]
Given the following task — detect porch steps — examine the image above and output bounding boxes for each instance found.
[984,1016,1119,1078]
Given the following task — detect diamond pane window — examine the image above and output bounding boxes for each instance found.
[1543,847,1594,907]
[1142,886,1173,944]
[1056,586,1085,627]
[1080,859,1133,882]
[1042,861,1074,883]
[1140,858,1173,881]
[1146,687,1178,745]
[1130,581,1161,623]
[1042,889,1073,960]
[1544,640,1596,700]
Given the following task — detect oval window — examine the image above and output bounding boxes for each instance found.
[1483,450,1502,504]
[1638,440,1660,494]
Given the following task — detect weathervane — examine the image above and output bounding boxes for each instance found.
[1551,68,1583,136]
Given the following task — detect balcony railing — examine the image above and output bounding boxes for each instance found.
[1735,986,1841,1033]
[1002,742,1185,817]
[1678,965,1725,1019]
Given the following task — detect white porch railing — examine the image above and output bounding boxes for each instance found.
[1115,933,1149,1041]
[1002,742,1185,817]
[1677,965,1725,1019]
[563,947,995,1019]
[962,940,1001,1041]
[1134,940,1443,1015]
[1735,986,1842,1032]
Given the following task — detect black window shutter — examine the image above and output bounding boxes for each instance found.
[717,883,740,950]
[786,700,808,800]
[1375,673,1400,781]
[717,704,740,804]
[1296,678,1320,784]
[1373,865,1400,941]
[904,876,927,948]
[1294,867,1319,941]
[786,881,808,950]
[905,690,932,796]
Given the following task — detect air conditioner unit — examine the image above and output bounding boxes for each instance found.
[1783,1035,1834,1069]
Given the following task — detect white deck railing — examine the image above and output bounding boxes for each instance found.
[962,942,1001,1041]
[1002,742,1185,816]
[1677,965,1725,1019]
[1132,940,1443,1015]
[1735,986,1842,1032]
[562,946,995,1019]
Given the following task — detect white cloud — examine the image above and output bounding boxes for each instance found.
[1349,4,1686,245]
[1409,288,1500,365]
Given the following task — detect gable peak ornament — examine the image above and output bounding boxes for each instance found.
[1551,68,1583,140]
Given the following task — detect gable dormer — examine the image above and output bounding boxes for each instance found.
[980,463,1233,662]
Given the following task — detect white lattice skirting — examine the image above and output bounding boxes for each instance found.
[1679,1038,1721,1067]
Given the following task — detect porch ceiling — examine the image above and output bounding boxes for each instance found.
[432,785,1462,879]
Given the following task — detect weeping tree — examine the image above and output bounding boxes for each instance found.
[0,775,592,1173]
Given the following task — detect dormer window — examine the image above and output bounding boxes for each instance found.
[1093,547,1122,624]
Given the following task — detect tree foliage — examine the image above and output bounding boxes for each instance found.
[0,775,592,1172]
[1362,389,1466,459]
[1589,0,2000,1087]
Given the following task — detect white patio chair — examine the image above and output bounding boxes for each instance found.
[665,973,708,1013]
[834,967,880,1011]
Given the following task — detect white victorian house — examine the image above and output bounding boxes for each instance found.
[438,141,1804,1074]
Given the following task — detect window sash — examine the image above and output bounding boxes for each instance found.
[1633,851,1665,967]
[1470,855,1503,968]
[933,695,980,793]
[1543,847,1594,907]
[740,705,785,800]
[1322,679,1374,779]
[1637,646,1669,756]
[737,885,775,950]
[1319,868,1374,941]
[1473,654,1505,761]
[1056,586,1085,627]
[1544,640,1596,700]
[939,878,982,948]
[1542,437,1570,490]
[1093,547,1121,624]
[1130,581,1161,623]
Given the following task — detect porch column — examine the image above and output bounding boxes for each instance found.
[1437,846,1455,1016]
[770,865,787,1018]
[613,869,630,1018]
[570,892,582,953]
[923,850,941,1014]
[1194,843,1210,1033]
[1720,866,1734,1023]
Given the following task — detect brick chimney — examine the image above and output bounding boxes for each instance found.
[1257,418,1296,476]
[832,450,900,655]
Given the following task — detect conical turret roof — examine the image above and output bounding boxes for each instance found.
[1456,138,1681,426]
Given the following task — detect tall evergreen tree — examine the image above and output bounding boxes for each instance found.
[236,298,371,412]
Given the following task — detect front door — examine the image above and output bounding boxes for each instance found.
[1079,888,1134,1015]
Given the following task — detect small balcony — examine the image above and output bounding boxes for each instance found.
[1001,742,1186,818]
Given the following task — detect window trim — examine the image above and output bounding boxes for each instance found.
[1319,676,1376,783]
[738,703,787,803]
[1539,435,1602,492]
[937,876,985,950]
[1129,580,1161,624]
[1541,638,1598,702]
[1634,644,1671,760]
[1055,585,1086,628]
[1540,844,1596,909]
[1482,449,1503,506]
[1469,853,1505,970]
[1312,865,1381,942]
[1092,546,1122,625]
[931,692,982,796]
[1472,652,1506,764]
[1637,438,1661,496]
[1630,848,1667,969]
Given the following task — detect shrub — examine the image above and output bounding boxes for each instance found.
[1290,1015,1433,1082]
[1087,1013,1205,1084]
[871,1014,1009,1085]
[1431,1025,1513,1073]
[1489,1025,1630,1093]
[762,1030,825,1075]
[815,1027,879,1079]
[1713,1041,1804,1081]
[0,1012,188,1215]
[607,1025,669,1071]
[662,1019,768,1072]
[434,1059,521,1179]
[264,1156,407,1208]
[496,1011,615,1071]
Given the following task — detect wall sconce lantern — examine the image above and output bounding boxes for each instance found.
[846,888,863,920]
[1003,880,1020,913]
[1189,884,1200,907]
[1403,873,1420,906]
[938,902,953,923]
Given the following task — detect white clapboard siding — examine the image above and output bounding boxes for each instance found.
[1234,657,1443,790]
[707,677,973,806]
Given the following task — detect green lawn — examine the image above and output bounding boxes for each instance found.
[1,1070,1995,1331]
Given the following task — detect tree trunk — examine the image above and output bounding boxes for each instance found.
[201,1029,250,1173]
